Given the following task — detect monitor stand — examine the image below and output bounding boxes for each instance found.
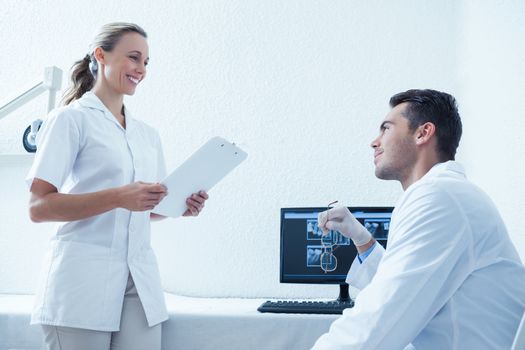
[336,283,351,302]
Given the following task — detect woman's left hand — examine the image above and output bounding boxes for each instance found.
[183,191,209,217]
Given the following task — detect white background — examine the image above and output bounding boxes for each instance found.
[0,0,523,299]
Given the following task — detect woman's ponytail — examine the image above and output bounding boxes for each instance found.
[61,54,96,105]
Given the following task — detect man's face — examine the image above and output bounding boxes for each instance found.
[370,102,417,182]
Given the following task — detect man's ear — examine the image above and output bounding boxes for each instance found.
[415,122,436,145]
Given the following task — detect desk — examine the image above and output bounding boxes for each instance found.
[1,294,339,350]
[163,294,338,350]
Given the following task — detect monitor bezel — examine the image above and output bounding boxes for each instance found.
[279,206,394,285]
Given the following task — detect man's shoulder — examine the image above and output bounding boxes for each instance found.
[406,163,477,202]
[397,182,450,212]
[404,176,460,202]
[396,169,496,222]
[394,176,470,220]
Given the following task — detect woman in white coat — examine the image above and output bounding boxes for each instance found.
[26,22,208,350]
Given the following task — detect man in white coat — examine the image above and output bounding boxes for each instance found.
[313,89,525,349]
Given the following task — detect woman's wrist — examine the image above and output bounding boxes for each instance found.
[108,187,123,210]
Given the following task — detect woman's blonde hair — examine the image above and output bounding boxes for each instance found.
[61,22,147,105]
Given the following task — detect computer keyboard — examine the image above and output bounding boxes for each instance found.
[257,299,354,315]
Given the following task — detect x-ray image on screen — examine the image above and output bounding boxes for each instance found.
[306,219,323,240]
[334,232,351,246]
[306,245,323,267]
[364,218,390,240]
[321,229,351,246]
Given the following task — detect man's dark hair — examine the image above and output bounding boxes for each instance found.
[390,89,462,161]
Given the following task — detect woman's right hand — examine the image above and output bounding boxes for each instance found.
[28,178,168,222]
[117,181,167,211]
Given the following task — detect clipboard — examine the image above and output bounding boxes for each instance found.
[152,137,248,218]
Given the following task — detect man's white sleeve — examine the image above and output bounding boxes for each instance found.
[312,183,472,350]
[346,243,385,290]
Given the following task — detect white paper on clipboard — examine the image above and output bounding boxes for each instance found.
[152,137,248,218]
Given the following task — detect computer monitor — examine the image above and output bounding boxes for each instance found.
[280,207,393,300]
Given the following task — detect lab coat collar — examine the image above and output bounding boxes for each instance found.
[77,91,136,131]
[402,161,465,193]
[421,160,466,181]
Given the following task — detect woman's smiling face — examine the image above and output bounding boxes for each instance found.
[95,32,149,96]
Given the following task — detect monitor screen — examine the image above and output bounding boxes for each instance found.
[280,207,394,284]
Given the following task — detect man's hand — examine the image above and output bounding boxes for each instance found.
[318,206,372,247]
[117,182,167,211]
[183,191,209,217]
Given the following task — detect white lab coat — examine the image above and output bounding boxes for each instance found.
[26,92,168,331]
[313,161,525,350]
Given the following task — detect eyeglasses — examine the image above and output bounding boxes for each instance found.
[320,200,338,273]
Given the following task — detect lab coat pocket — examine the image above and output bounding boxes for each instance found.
[43,240,112,325]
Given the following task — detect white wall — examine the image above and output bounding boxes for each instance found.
[457,0,525,261]
[0,0,522,298]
